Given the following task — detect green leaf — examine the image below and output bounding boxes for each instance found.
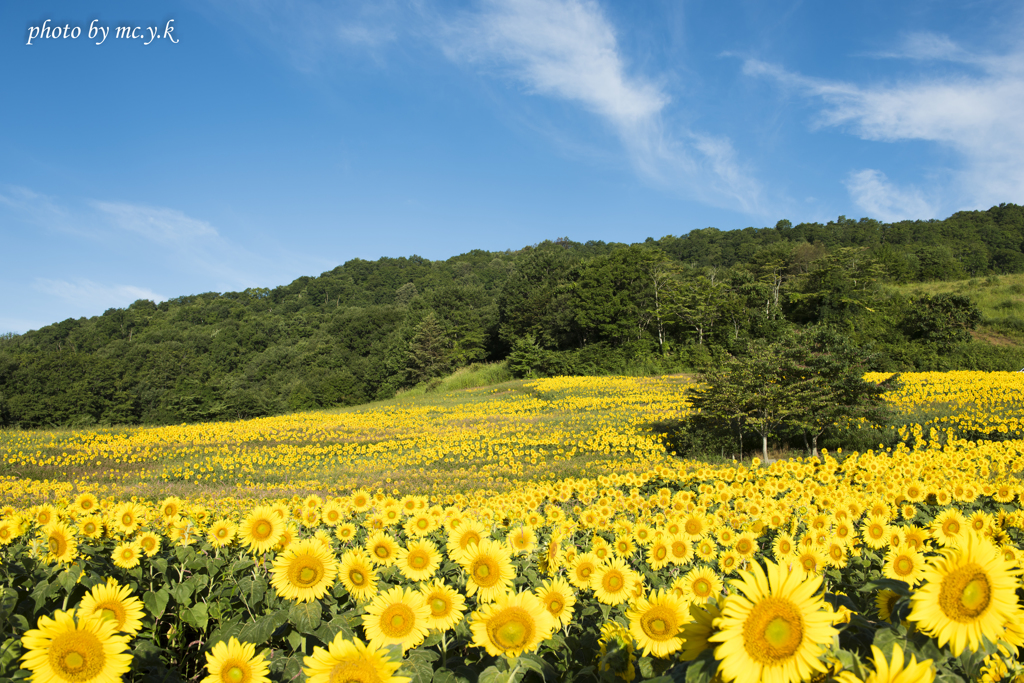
[288,601,323,634]
[313,616,353,646]
[399,649,436,683]
[477,666,510,683]
[207,617,243,650]
[517,653,557,681]
[238,608,289,645]
[143,588,170,620]
[170,578,195,605]
[182,602,209,630]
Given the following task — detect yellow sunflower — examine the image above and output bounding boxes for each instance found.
[597,620,637,682]
[860,643,935,683]
[240,506,285,555]
[362,585,431,652]
[208,520,236,548]
[202,637,270,683]
[396,539,442,582]
[158,496,183,520]
[771,534,795,563]
[909,532,1020,656]
[646,537,672,570]
[338,550,378,602]
[73,493,100,516]
[112,541,143,569]
[507,526,538,555]
[43,521,78,565]
[593,557,640,606]
[419,580,467,632]
[78,578,145,636]
[668,533,695,566]
[446,519,488,563]
[627,589,690,658]
[303,634,409,683]
[138,531,161,557]
[110,502,146,536]
[469,590,557,658]
[365,531,400,567]
[882,543,927,587]
[271,538,339,603]
[568,552,601,590]
[534,577,576,629]
[460,538,516,602]
[335,522,357,544]
[708,559,837,683]
[77,515,104,540]
[681,565,723,605]
[21,609,133,683]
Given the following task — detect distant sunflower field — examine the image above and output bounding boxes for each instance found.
[1,372,1024,682]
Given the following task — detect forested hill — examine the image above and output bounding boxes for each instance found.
[3,203,1024,429]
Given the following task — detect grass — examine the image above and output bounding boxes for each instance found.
[889,273,1024,343]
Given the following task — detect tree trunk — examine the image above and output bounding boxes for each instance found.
[762,434,768,459]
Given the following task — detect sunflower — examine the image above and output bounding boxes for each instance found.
[683,513,708,538]
[733,532,758,560]
[208,520,236,549]
[240,506,285,554]
[695,537,718,562]
[469,590,557,658]
[460,538,516,602]
[909,532,1020,656]
[709,559,837,683]
[882,543,926,587]
[860,514,891,550]
[627,589,689,658]
[365,531,400,567]
[568,552,601,590]
[507,526,538,555]
[593,557,640,606]
[646,537,671,570]
[43,521,78,565]
[271,538,339,603]
[135,531,159,557]
[681,565,723,605]
[875,589,901,622]
[202,637,270,683]
[111,540,143,569]
[303,634,409,683]
[34,504,58,528]
[20,609,133,683]
[668,533,695,566]
[73,493,100,516]
[534,577,576,629]
[930,508,968,547]
[362,585,431,652]
[335,522,357,544]
[72,514,101,540]
[0,518,21,545]
[860,643,935,683]
[78,578,145,636]
[158,496,183,520]
[396,539,442,582]
[110,502,145,536]
[419,580,467,632]
[404,513,437,538]
[794,546,826,577]
[338,550,378,602]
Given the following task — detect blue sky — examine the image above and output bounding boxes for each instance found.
[3,0,1023,333]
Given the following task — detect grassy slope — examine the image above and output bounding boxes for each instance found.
[888,273,1024,345]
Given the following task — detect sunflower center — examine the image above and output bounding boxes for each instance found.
[488,607,533,651]
[375,546,389,559]
[350,570,366,586]
[654,546,667,561]
[737,540,752,554]
[381,604,414,637]
[743,597,804,663]
[894,556,914,576]
[410,553,427,569]
[603,572,623,592]
[254,521,272,539]
[641,606,676,640]
[49,537,63,555]
[940,564,991,621]
[51,631,104,679]
[548,599,562,613]
[431,597,449,616]
[225,663,247,683]
[693,579,711,597]
[122,514,133,526]
[472,559,499,587]
[869,524,884,539]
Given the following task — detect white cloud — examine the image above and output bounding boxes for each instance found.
[744,33,1024,213]
[33,278,166,314]
[91,201,219,245]
[441,0,766,213]
[844,169,938,222]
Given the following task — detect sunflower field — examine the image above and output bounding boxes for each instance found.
[1,371,1024,682]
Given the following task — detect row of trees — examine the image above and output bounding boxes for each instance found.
[1,204,1023,428]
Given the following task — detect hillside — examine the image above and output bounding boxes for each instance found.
[3,204,1024,428]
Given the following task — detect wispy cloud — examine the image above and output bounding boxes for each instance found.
[844,169,938,222]
[441,0,765,213]
[91,201,219,245]
[33,279,167,313]
[744,32,1024,215]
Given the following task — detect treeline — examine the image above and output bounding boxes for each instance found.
[3,203,1024,429]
